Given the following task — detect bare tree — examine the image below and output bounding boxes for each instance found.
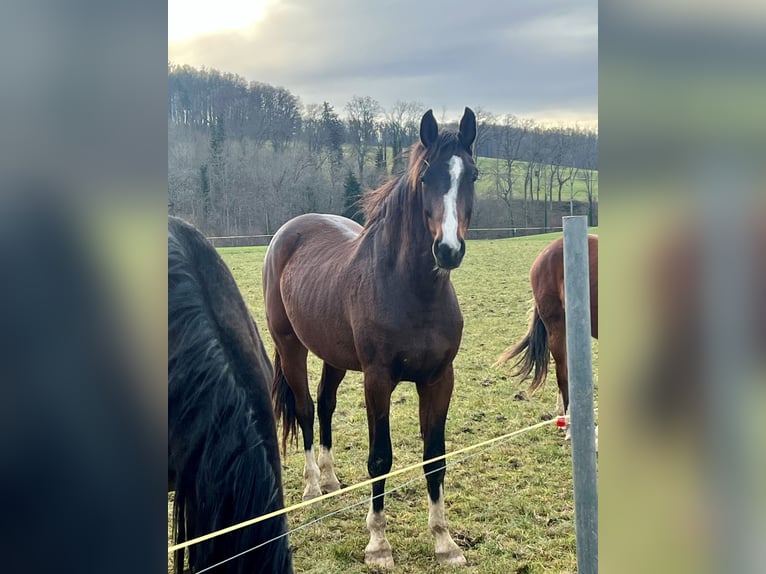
[265,87,302,152]
[572,129,598,225]
[472,106,497,158]
[345,95,382,186]
[385,100,424,172]
[488,115,532,225]
[303,103,323,154]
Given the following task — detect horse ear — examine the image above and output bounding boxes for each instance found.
[459,107,477,153]
[420,109,438,148]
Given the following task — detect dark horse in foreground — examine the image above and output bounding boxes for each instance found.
[264,109,477,568]
[495,235,598,426]
[168,216,293,574]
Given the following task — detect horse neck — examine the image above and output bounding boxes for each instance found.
[367,184,451,295]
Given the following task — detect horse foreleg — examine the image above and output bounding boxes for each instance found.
[317,363,345,493]
[363,374,394,569]
[417,366,466,566]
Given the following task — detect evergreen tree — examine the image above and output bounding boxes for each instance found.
[342,171,364,224]
[209,114,226,176]
[320,101,344,166]
[199,163,210,221]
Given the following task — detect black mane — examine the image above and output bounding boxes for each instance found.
[359,132,464,254]
[168,216,293,574]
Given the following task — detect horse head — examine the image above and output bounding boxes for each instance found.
[416,107,477,270]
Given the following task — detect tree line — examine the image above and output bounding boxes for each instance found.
[168,64,598,237]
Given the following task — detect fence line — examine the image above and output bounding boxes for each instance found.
[191,413,572,573]
[168,416,560,554]
[207,226,564,240]
[206,226,573,247]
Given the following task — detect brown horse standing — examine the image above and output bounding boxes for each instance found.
[496,235,598,417]
[263,108,477,568]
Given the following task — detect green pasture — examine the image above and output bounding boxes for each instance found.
[355,145,598,202]
[169,231,599,573]
[473,157,598,202]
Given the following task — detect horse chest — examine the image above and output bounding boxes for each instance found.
[356,304,462,381]
[393,341,452,382]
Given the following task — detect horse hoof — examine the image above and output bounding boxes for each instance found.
[437,550,467,566]
[365,549,395,569]
[320,479,341,494]
[302,486,322,501]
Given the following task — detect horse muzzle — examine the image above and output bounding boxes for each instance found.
[432,239,466,270]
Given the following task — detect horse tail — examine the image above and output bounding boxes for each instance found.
[272,352,299,456]
[494,306,551,395]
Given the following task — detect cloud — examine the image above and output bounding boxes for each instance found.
[169,0,597,124]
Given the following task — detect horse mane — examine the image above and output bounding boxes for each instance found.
[359,132,463,251]
[168,217,293,574]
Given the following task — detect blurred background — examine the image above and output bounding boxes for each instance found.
[0,0,166,572]
[601,1,766,572]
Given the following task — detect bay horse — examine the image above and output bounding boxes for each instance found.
[168,216,293,574]
[263,108,477,568]
[495,235,598,425]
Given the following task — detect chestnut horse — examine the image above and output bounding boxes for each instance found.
[495,235,598,420]
[169,216,292,574]
[263,108,477,568]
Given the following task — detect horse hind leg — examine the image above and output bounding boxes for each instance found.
[549,323,598,450]
[278,339,322,500]
[548,323,571,439]
[317,362,345,493]
[265,260,323,499]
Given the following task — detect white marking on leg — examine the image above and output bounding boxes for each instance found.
[441,155,464,251]
[428,485,466,565]
[318,445,341,493]
[365,502,394,568]
[302,446,321,500]
[556,391,565,416]
[563,402,572,441]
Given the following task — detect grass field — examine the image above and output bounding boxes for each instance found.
[169,231,598,573]
[474,157,598,202]
[361,145,598,202]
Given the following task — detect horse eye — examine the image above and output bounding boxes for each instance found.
[472,171,479,182]
[424,208,433,218]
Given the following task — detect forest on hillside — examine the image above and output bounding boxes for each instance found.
[168,64,598,237]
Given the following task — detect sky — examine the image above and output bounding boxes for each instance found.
[168,0,597,128]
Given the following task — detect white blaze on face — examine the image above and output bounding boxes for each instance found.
[441,155,464,251]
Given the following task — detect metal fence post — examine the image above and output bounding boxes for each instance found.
[563,215,597,573]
